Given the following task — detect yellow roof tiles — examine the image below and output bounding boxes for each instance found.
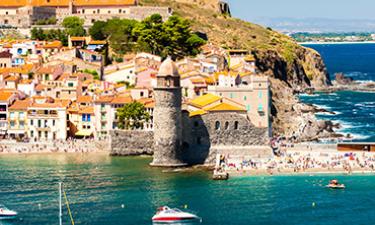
[204,102,246,112]
[189,93,221,108]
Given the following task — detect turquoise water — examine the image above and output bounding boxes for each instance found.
[301,44,375,141]
[1,153,375,225]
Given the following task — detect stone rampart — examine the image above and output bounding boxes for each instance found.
[110,130,154,156]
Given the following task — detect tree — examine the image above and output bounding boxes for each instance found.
[133,14,205,59]
[31,28,46,40]
[89,21,107,40]
[104,18,139,54]
[133,14,165,56]
[62,16,86,37]
[117,102,150,130]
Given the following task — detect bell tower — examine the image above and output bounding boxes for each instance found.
[150,57,186,167]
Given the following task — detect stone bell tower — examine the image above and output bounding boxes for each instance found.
[150,57,186,167]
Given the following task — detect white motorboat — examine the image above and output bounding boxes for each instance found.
[152,206,201,223]
[0,205,17,220]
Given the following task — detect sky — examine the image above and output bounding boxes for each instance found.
[226,0,375,32]
[226,0,375,20]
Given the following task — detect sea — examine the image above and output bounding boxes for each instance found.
[2,153,375,225]
[301,43,375,142]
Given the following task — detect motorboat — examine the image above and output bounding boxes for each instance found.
[152,206,201,223]
[326,180,345,189]
[0,205,17,220]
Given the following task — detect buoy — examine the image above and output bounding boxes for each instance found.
[121,204,125,208]
[184,204,188,209]
[38,203,42,209]
[312,202,316,207]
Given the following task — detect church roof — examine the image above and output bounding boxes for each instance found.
[158,57,179,77]
[189,93,221,108]
[204,102,246,112]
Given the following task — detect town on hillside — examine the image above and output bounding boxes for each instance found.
[0,0,271,166]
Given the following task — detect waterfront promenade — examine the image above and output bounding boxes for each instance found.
[0,138,110,154]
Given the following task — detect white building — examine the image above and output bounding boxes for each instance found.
[27,98,68,140]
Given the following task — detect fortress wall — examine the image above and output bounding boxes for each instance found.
[110,130,154,156]
[181,112,270,165]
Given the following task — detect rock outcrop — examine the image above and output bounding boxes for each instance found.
[335,73,354,85]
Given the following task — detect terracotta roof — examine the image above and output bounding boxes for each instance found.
[95,95,114,103]
[70,37,86,41]
[4,76,19,82]
[0,51,12,58]
[77,95,92,103]
[43,41,62,49]
[79,106,94,114]
[88,40,106,45]
[111,96,133,104]
[35,84,46,92]
[9,99,30,110]
[0,91,14,102]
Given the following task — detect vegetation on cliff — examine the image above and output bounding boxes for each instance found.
[89,14,206,59]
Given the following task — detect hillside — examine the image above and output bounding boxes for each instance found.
[140,0,334,140]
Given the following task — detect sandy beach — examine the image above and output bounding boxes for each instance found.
[218,143,375,176]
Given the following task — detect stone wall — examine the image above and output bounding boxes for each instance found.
[109,130,154,156]
[109,111,270,165]
[181,111,269,165]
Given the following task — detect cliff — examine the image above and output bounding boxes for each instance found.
[140,0,333,140]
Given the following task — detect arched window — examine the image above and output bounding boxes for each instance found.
[215,121,220,130]
[225,121,229,130]
[234,121,239,130]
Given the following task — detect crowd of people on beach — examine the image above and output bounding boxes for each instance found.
[219,150,375,175]
[0,137,108,154]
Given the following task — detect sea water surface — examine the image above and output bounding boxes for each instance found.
[1,153,375,225]
[301,43,375,141]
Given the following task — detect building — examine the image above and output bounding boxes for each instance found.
[151,57,186,167]
[8,99,30,139]
[0,91,16,136]
[27,97,68,140]
[207,73,270,130]
[0,0,171,28]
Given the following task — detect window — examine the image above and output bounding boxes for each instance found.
[87,125,91,129]
[215,121,220,130]
[30,120,34,126]
[140,91,144,97]
[225,121,229,130]
[5,11,8,15]
[52,120,55,126]
[244,96,247,101]
[38,120,41,128]
[20,121,24,129]
[9,112,15,119]
[258,104,264,112]
[82,114,86,122]
[234,121,239,130]
[258,91,263,99]
[30,130,34,137]
[10,121,15,128]
[19,112,24,119]
[44,131,48,138]
[87,114,91,122]
[119,9,122,13]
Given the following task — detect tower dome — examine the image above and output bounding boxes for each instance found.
[158,57,179,77]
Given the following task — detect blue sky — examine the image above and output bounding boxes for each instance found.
[226,0,375,20]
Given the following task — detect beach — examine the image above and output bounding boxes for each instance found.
[219,143,375,176]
